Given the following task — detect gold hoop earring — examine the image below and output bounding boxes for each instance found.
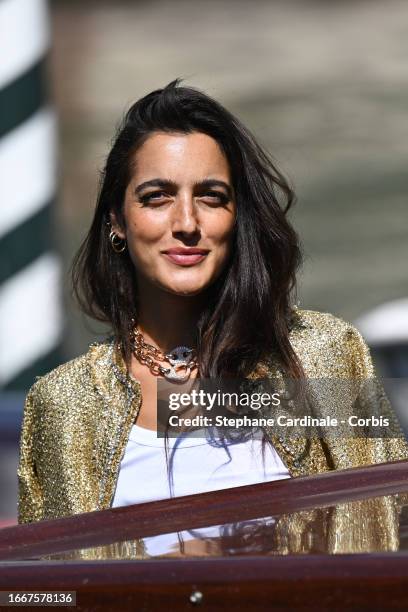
[108,228,127,253]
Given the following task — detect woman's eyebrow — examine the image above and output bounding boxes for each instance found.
[134,178,177,194]
[194,179,233,198]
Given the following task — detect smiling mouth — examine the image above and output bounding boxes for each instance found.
[162,252,209,266]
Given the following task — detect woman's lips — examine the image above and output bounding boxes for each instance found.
[162,252,209,266]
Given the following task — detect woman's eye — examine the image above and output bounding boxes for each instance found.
[201,191,229,204]
[139,190,229,205]
[140,191,168,204]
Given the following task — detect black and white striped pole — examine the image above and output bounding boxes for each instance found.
[0,0,63,390]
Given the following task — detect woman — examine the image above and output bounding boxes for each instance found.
[18,79,408,541]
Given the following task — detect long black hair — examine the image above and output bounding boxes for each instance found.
[71,78,303,382]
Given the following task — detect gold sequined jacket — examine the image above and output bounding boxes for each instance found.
[17,308,408,556]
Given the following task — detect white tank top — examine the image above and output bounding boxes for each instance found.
[111,425,290,556]
[112,424,290,506]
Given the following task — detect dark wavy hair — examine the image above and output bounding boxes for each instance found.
[71,78,304,382]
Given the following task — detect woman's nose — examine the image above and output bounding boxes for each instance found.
[170,193,200,235]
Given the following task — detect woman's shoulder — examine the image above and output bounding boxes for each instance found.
[288,306,373,377]
[27,336,115,400]
[291,306,364,341]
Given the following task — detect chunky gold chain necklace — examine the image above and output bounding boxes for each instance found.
[129,326,199,383]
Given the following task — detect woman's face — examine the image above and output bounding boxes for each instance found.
[110,131,236,296]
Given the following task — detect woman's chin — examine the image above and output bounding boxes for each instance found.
[161,281,211,297]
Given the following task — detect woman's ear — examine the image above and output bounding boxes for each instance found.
[109,210,126,240]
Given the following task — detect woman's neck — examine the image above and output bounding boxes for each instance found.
[135,284,206,353]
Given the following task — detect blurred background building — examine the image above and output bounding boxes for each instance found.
[1,0,407,524]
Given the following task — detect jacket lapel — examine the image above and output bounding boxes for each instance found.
[87,339,142,508]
